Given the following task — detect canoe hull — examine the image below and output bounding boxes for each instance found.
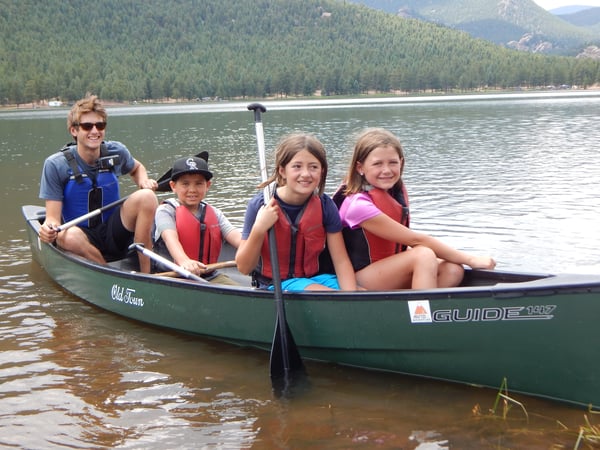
[23,205,600,409]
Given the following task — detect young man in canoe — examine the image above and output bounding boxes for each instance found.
[38,94,158,273]
[153,154,242,285]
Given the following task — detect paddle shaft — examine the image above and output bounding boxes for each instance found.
[155,260,237,278]
[247,102,305,386]
[129,243,207,282]
[55,150,207,232]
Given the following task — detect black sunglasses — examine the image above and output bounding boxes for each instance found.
[75,122,107,131]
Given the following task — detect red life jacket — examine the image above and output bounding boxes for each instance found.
[173,200,222,264]
[342,184,410,271]
[259,194,326,280]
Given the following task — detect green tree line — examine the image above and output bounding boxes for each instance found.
[1,0,599,105]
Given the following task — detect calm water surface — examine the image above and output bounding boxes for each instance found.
[1,93,599,449]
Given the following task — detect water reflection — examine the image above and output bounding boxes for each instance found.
[0,283,264,448]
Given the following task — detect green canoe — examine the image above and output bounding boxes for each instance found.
[23,205,600,409]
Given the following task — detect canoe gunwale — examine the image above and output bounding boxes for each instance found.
[22,204,600,301]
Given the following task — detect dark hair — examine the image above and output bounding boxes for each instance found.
[259,133,328,195]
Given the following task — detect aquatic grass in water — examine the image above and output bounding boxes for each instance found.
[474,378,600,448]
[574,411,600,449]
[489,377,529,423]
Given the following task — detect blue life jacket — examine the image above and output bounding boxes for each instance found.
[61,143,120,228]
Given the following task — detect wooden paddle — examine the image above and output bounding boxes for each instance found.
[56,151,208,232]
[247,103,307,396]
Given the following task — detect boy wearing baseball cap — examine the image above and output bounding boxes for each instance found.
[153,154,241,284]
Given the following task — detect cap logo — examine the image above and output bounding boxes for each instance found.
[186,158,198,170]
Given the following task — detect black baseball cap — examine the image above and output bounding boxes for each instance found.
[171,155,213,181]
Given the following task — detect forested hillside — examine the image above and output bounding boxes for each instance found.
[347,0,598,53]
[1,0,599,105]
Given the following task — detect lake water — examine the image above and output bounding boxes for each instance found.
[1,92,599,449]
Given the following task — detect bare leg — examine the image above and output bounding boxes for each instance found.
[120,190,158,273]
[57,227,107,264]
[437,260,465,288]
[356,245,439,290]
[304,284,336,291]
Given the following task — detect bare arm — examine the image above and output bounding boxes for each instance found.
[362,214,496,269]
[224,229,242,249]
[160,229,203,265]
[39,200,63,243]
[235,198,279,274]
[129,159,158,190]
[327,231,358,291]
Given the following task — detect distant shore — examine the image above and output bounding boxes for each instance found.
[2,85,599,112]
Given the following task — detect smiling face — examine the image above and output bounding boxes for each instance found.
[170,173,211,211]
[277,149,322,204]
[343,128,406,195]
[356,144,403,191]
[70,111,106,157]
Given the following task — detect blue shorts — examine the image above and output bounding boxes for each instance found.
[267,273,340,292]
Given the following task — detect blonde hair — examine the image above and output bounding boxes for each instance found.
[67,94,107,131]
[259,133,328,195]
[344,128,405,195]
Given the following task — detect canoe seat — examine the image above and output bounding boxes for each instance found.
[106,252,140,272]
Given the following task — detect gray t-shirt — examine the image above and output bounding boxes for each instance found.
[39,141,135,201]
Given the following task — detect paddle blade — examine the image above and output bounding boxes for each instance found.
[270,316,308,397]
[156,175,173,192]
